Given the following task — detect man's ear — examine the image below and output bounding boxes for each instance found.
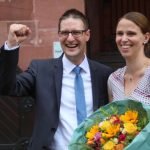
[85,29,90,41]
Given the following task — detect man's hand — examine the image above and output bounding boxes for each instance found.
[7,24,31,48]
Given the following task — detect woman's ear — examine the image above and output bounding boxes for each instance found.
[144,32,150,44]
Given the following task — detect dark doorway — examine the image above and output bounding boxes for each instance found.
[0,68,34,150]
[85,0,150,69]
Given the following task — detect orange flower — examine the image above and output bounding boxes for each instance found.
[120,110,138,124]
[100,138,106,144]
[114,143,124,150]
[86,125,99,140]
[102,124,120,138]
[87,139,95,145]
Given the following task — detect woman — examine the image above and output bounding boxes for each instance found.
[108,12,150,105]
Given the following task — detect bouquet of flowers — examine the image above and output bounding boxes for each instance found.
[69,100,150,150]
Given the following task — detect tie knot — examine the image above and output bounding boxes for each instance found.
[73,66,81,75]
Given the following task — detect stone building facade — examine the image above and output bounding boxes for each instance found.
[0,0,84,70]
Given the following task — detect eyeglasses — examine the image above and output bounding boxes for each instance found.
[58,30,87,38]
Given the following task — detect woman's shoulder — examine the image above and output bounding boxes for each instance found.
[109,66,126,78]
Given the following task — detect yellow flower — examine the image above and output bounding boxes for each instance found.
[99,120,111,131]
[86,125,99,140]
[103,140,115,150]
[102,124,120,138]
[120,110,138,124]
[124,122,137,134]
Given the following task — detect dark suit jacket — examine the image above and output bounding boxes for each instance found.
[0,46,113,150]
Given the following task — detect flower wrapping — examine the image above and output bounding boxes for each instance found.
[69,100,150,150]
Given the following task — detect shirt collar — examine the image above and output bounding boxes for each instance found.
[62,54,90,74]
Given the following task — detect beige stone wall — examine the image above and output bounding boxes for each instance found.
[0,0,84,70]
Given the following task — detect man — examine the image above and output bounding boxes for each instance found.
[0,9,113,150]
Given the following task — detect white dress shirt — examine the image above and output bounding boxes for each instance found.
[50,54,93,150]
[4,41,19,50]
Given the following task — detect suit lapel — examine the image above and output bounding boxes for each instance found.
[53,57,63,109]
[88,60,100,111]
